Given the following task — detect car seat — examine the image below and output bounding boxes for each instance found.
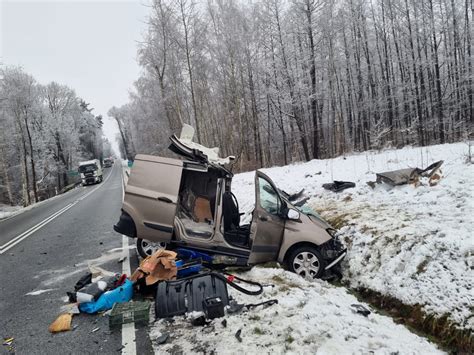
[222,191,250,248]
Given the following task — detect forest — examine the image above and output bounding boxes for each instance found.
[110,0,472,171]
[0,67,110,206]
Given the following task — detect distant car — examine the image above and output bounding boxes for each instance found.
[114,125,346,280]
[103,158,113,168]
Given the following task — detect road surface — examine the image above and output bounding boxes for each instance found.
[0,163,153,354]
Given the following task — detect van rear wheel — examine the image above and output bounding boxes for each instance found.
[136,238,167,258]
[288,246,325,280]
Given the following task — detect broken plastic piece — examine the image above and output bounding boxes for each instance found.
[155,333,169,345]
[235,329,243,343]
[322,181,356,192]
[375,160,443,186]
[2,337,14,346]
[351,304,371,317]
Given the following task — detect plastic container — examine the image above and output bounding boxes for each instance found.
[109,301,150,329]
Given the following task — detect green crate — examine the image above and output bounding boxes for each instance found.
[109,301,150,329]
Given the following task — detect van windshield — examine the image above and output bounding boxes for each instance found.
[79,164,97,173]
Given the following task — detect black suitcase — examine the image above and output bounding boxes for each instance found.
[155,273,229,318]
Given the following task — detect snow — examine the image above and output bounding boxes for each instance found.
[150,142,471,353]
[0,204,22,220]
[151,267,442,354]
[231,142,473,330]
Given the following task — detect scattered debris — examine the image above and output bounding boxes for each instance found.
[155,273,229,319]
[235,329,243,343]
[2,337,14,346]
[130,249,177,286]
[48,313,73,333]
[374,160,443,187]
[155,332,169,345]
[227,301,245,314]
[91,327,100,333]
[79,279,133,314]
[118,256,126,264]
[60,303,80,314]
[190,315,210,327]
[351,304,371,317]
[322,181,356,192]
[109,301,150,329]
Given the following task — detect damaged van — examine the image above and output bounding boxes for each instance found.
[114,125,346,280]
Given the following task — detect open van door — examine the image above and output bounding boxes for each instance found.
[123,155,183,243]
[248,171,285,264]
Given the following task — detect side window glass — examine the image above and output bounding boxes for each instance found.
[258,177,280,215]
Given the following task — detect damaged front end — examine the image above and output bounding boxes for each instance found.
[320,229,347,279]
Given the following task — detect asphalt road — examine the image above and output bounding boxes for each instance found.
[0,163,153,355]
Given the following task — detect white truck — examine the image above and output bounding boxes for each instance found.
[78,159,103,186]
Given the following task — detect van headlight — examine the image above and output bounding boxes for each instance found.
[326,228,338,239]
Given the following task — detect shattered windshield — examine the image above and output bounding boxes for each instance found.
[79,164,97,173]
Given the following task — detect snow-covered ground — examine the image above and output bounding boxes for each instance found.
[231,142,473,330]
[150,142,472,354]
[0,204,22,220]
[151,267,443,354]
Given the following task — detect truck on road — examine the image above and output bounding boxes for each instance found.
[78,159,103,186]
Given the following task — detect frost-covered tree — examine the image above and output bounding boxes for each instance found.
[0,66,105,206]
[112,0,473,171]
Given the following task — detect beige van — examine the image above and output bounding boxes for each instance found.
[114,126,346,280]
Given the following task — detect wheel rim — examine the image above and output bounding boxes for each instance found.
[140,240,166,256]
[293,251,320,280]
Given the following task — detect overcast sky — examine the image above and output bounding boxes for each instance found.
[0,0,149,154]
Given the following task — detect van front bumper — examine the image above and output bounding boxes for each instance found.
[324,249,347,270]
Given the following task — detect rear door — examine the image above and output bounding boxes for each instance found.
[248,171,285,264]
[123,155,183,242]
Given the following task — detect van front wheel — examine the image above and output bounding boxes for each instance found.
[288,246,325,280]
[136,238,167,258]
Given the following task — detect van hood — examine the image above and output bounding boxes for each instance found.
[292,203,331,229]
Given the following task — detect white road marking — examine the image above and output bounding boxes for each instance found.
[121,235,136,355]
[0,164,115,254]
[120,168,137,355]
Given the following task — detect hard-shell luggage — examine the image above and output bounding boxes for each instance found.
[155,273,229,318]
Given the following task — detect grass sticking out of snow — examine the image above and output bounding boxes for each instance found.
[350,287,474,353]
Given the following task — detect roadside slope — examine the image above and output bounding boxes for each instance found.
[231,142,473,333]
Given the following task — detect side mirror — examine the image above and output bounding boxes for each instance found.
[287,208,300,221]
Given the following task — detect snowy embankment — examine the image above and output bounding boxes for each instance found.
[232,142,473,330]
[0,204,23,220]
[151,267,442,354]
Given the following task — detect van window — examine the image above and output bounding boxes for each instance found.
[258,177,280,215]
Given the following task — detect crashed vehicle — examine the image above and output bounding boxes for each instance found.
[114,125,346,280]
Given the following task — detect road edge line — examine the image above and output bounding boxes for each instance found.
[121,169,137,355]
[0,164,115,254]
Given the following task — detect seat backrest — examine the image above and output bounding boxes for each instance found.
[222,191,240,231]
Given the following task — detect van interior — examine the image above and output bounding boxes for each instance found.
[176,167,251,249]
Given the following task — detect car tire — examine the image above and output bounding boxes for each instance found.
[288,245,326,280]
[136,238,167,258]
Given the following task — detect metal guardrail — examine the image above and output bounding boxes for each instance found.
[122,167,130,186]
